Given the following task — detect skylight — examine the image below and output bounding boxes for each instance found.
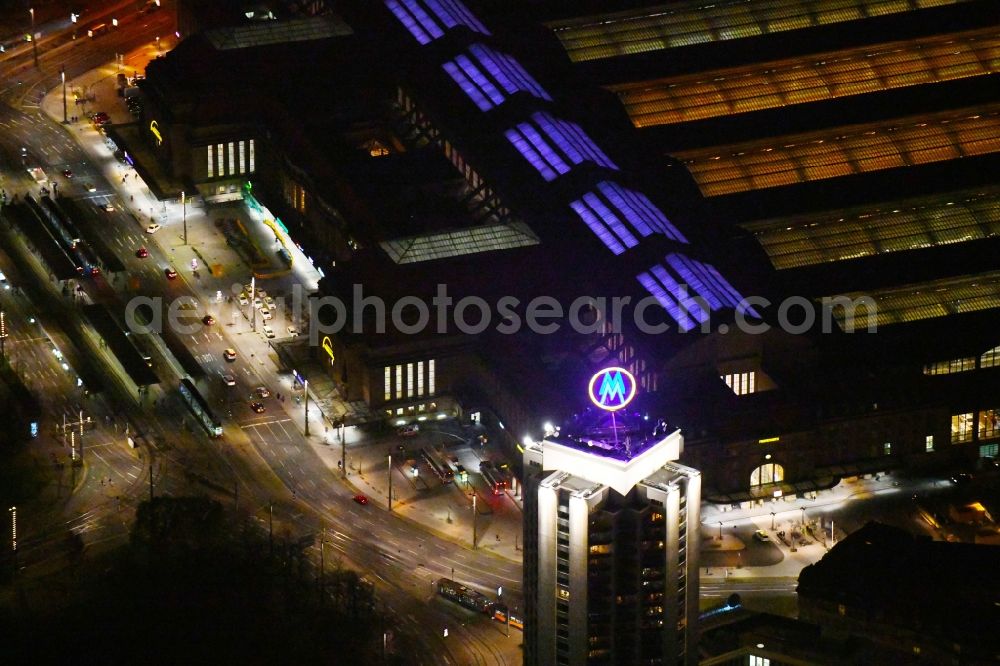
[385,0,490,45]
[443,44,552,111]
[505,112,618,181]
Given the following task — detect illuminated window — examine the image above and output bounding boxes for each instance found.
[239,140,246,173]
[384,367,391,402]
[722,372,756,395]
[206,146,214,178]
[924,358,976,375]
[428,359,436,394]
[248,139,255,173]
[589,544,612,554]
[952,413,974,443]
[981,442,998,458]
[216,144,224,176]
[982,345,1000,368]
[926,435,934,453]
[417,360,424,396]
[979,409,999,440]
[407,362,414,398]
[228,142,235,176]
[558,588,570,599]
[883,442,892,456]
[750,656,770,666]
[751,463,784,487]
[395,365,403,400]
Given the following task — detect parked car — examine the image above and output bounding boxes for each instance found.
[261,325,275,339]
[753,530,770,542]
[398,424,419,437]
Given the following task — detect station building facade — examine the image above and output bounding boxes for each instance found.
[132,0,1000,499]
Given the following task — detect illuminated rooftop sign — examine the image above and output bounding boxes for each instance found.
[588,367,636,412]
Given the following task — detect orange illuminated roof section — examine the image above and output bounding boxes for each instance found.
[547,0,972,63]
[612,28,1000,127]
[675,106,1000,196]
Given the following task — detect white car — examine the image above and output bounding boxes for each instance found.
[238,293,249,306]
[263,296,275,308]
[286,325,299,336]
[145,223,161,234]
[102,202,115,212]
[259,308,272,321]
[261,325,275,339]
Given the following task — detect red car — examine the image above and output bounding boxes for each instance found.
[164,267,178,280]
[353,494,369,505]
[202,314,215,326]
[135,247,149,258]
[62,168,73,178]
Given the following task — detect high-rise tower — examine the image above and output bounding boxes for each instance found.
[523,368,701,666]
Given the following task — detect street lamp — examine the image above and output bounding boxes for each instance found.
[303,378,310,436]
[718,521,723,541]
[770,511,776,530]
[29,9,38,68]
[387,454,393,512]
[61,68,68,123]
[181,191,187,244]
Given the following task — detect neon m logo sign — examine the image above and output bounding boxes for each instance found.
[588,367,637,412]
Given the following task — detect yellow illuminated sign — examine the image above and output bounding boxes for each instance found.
[321,336,335,362]
[149,120,162,146]
[758,436,780,444]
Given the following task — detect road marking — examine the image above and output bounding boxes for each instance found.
[240,418,292,430]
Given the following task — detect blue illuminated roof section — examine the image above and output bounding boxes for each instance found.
[637,253,758,331]
[570,181,688,254]
[444,44,553,111]
[506,112,618,181]
[385,0,490,45]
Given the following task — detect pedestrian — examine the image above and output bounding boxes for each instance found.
[130,195,133,202]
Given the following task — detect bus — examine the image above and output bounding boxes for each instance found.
[87,23,108,38]
[421,447,454,484]
[179,378,223,437]
[480,461,508,496]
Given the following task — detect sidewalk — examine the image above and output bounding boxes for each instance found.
[699,472,907,580]
[310,428,524,563]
